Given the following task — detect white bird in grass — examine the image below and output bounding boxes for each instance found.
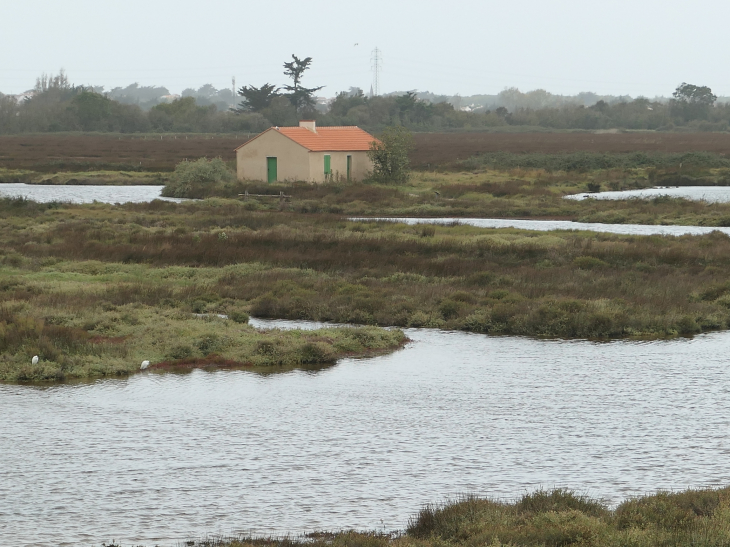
[140,360,150,370]
[31,355,39,365]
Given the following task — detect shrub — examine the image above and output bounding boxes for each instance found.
[573,256,609,270]
[229,310,249,324]
[419,225,436,238]
[162,157,235,198]
[298,342,336,364]
[586,181,602,192]
[439,299,462,319]
[368,126,414,184]
[255,340,277,356]
[196,334,222,354]
[191,300,207,314]
[408,311,430,327]
[168,344,193,360]
[466,271,496,287]
[462,311,491,333]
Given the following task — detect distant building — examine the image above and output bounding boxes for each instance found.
[235,120,377,183]
[12,91,35,103]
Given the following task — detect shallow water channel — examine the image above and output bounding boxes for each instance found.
[566,185,730,203]
[3,318,730,546]
[1,183,728,236]
[0,183,182,204]
[356,216,730,236]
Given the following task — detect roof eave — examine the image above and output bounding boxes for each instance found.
[234,127,313,152]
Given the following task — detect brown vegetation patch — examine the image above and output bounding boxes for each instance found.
[5,132,730,173]
[410,132,730,167]
[0,134,243,172]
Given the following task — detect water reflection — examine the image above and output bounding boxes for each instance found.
[3,321,730,546]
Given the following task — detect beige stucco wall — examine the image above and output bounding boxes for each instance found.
[350,150,374,181]
[307,151,373,183]
[236,130,310,182]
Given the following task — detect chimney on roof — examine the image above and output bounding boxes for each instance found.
[299,120,316,133]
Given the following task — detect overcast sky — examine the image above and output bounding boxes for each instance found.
[2,0,728,99]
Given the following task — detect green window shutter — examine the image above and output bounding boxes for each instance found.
[347,155,352,180]
[324,155,331,175]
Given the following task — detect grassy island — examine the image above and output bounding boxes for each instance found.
[0,293,406,383]
[0,199,409,383]
[0,167,169,186]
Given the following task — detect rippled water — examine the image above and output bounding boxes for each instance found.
[566,186,730,203]
[3,319,730,546]
[355,216,730,236]
[0,183,184,204]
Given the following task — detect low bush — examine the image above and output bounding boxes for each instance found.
[162,157,235,198]
[229,310,250,324]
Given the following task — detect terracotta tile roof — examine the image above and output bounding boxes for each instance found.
[235,126,379,152]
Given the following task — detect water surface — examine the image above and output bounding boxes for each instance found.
[0,183,183,204]
[2,319,730,546]
[567,186,730,203]
[354,216,730,236]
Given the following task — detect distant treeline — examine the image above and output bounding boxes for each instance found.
[319,89,730,132]
[85,82,236,111]
[2,74,730,134]
[0,80,269,134]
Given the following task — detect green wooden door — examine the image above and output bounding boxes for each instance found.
[324,155,331,177]
[347,155,352,181]
[267,157,277,183]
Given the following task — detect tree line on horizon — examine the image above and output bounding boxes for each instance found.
[1,68,729,134]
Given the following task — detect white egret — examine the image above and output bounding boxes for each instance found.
[31,355,39,365]
[140,360,150,370]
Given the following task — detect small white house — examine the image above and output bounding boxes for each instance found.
[235,120,378,183]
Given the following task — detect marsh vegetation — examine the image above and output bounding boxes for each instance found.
[4,137,730,375]
[2,195,730,370]
[0,200,411,383]
[158,158,730,227]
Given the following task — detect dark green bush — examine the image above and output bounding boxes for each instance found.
[229,310,249,324]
